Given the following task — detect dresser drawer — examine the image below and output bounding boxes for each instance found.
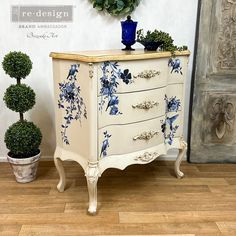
[98,117,164,158]
[98,58,168,95]
[98,87,165,128]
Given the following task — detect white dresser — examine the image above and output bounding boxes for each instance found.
[50,49,190,214]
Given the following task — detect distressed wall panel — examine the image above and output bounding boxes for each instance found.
[217,0,236,69]
[203,93,235,144]
[189,0,236,163]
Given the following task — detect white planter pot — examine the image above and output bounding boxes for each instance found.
[7,151,41,183]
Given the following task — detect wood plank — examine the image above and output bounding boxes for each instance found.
[49,186,210,205]
[96,234,229,236]
[1,187,51,195]
[119,211,236,223]
[91,235,195,236]
[209,186,236,194]
[224,178,236,185]
[196,234,236,236]
[0,203,65,214]
[196,165,236,172]
[0,212,118,225]
[66,201,236,212]
[87,177,229,187]
[0,225,21,236]
[19,223,219,236]
[216,222,236,233]
[2,192,236,205]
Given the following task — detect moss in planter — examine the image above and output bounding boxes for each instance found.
[4,84,35,113]
[5,120,42,158]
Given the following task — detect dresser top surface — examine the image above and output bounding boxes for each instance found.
[50,49,190,63]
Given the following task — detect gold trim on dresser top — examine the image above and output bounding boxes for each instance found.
[50,49,190,62]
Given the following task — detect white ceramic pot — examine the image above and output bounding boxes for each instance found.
[7,151,41,183]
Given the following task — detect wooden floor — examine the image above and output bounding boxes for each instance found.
[1,160,236,236]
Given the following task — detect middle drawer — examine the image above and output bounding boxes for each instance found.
[98,87,165,128]
[98,116,164,158]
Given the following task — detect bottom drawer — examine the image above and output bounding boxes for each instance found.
[98,117,164,159]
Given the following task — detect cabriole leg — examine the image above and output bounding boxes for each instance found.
[85,162,100,215]
[54,157,66,192]
[175,140,187,178]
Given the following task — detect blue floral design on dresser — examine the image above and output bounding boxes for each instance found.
[161,114,179,145]
[168,58,183,75]
[164,95,181,112]
[58,64,87,145]
[99,61,132,115]
[100,131,112,158]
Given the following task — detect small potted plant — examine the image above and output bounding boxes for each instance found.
[137,29,188,52]
[2,51,42,183]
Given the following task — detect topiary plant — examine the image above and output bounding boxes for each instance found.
[2,51,32,80]
[4,84,35,113]
[2,51,42,158]
[5,121,42,158]
[90,0,141,16]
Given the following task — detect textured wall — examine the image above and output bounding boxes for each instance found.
[0,0,198,160]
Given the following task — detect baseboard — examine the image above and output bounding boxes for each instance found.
[0,157,8,162]
[0,154,186,162]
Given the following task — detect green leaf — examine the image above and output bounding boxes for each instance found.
[123,7,131,13]
[117,0,125,10]
[89,0,141,16]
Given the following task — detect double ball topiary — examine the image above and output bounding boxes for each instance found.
[2,51,42,158]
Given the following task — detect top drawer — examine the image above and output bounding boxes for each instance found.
[97,58,168,95]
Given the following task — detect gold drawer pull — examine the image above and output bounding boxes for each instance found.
[132,101,159,110]
[133,70,160,79]
[133,131,159,141]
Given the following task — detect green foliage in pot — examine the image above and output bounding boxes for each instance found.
[90,0,141,16]
[137,29,188,53]
[2,51,42,158]
[5,121,42,158]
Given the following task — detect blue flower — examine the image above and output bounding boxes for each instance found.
[99,62,133,115]
[120,69,132,84]
[58,64,87,144]
[165,95,181,112]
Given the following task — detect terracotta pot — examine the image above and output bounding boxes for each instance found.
[7,151,41,183]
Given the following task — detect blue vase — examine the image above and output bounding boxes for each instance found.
[121,16,138,51]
